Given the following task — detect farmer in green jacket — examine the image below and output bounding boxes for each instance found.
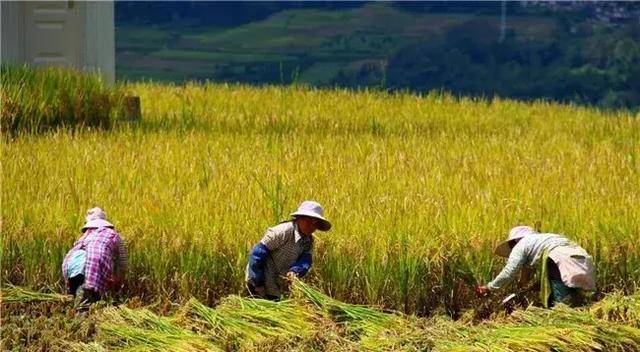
[476,226,595,307]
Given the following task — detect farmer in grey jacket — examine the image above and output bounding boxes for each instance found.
[246,200,331,300]
[476,226,595,307]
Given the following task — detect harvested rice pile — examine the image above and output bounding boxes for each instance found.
[2,281,640,351]
[0,284,72,303]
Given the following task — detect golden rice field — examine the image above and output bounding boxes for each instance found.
[3,78,640,316]
[2,67,640,350]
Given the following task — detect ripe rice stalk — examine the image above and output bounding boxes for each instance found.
[253,174,287,224]
[435,304,640,351]
[0,284,71,303]
[589,291,640,326]
[437,325,604,352]
[67,342,108,352]
[1,64,129,137]
[99,306,184,334]
[292,279,391,322]
[3,74,639,314]
[7,283,640,351]
[98,324,220,352]
[516,305,640,351]
[95,306,221,351]
[185,296,317,345]
[290,279,416,342]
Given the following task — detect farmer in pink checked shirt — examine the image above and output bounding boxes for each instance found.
[62,207,127,304]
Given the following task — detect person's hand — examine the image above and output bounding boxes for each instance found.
[475,285,490,296]
[106,276,123,291]
[285,271,298,281]
[282,272,298,292]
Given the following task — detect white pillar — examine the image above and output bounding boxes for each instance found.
[1,1,26,64]
[85,1,115,84]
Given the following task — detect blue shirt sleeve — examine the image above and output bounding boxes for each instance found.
[289,251,312,277]
[247,243,270,285]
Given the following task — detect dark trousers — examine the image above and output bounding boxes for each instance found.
[68,275,101,304]
[246,282,280,301]
[68,275,84,296]
[546,258,582,307]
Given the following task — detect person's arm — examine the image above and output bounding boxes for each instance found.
[486,244,526,291]
[247,243,270,286]
[288,251,312,278]
[115,235,127,281]
[248,227,288,286]
[62,252,70,287]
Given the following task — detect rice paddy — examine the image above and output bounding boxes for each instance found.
[1,67,640,350]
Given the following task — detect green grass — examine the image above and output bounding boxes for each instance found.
[1,65,130,137]
[116,25,174,52]
[299,62,343,84]
[117,3,558,84]
[150,49,297,63]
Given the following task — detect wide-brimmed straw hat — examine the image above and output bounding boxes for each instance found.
[290,200,331,231]
[494,225,536,257]
[81,207,114,232]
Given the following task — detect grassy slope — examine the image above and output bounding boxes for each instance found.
[3,82,638,314]
[116,3,557,84]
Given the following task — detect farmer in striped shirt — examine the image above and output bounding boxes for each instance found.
[246,201,331,300]
[476,226,595,307]
[62,207,127,304]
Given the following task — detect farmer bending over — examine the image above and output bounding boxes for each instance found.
[246,200,331,300]
[62,207,127,304]
[476,226,595,307]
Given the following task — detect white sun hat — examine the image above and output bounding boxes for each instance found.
[81,207,114,232]
[494,225,537,258]
[290,200,332,231]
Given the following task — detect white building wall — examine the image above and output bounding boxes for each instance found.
[1,1,114,83]
[24,1,84,68]
[0,1,26,64]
